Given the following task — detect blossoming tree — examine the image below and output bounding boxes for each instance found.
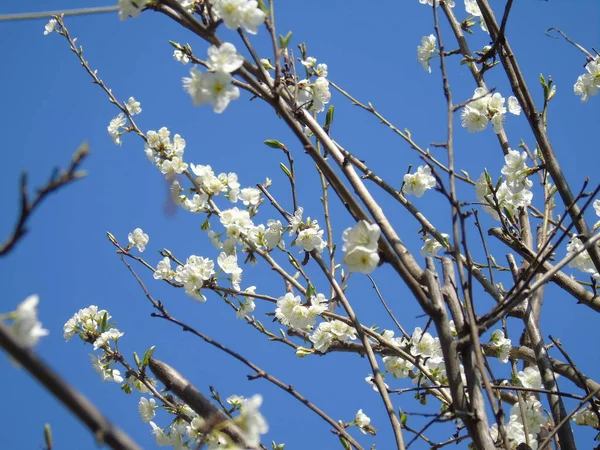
[2,0,600,449]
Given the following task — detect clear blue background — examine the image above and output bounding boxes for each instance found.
[1,1,599,449]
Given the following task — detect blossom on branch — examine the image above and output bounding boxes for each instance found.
[417,34,437,73]
[574,56,600,102]
[402,165,436,197]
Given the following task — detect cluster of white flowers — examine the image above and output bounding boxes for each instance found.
[383,354,415,379]
[574,56,600,102]
[183,43,243,113]
[300,56,328,77]
[63,306,125,383]
[210,0,266,34]
[287,207,327,253]
[417,35,437,73]
[421,233,449,257]
[341,220,381,274]
[175,255,216,302]
[403,165,437,198]
[464,0,488,32]
[295,56,332,113]
[297,77,332,113]
[491,397,547,449]
[144,127,189,176]
[461,87,521,133]
[489,329,511,363]
[476,149,533,221]
[572,404,600,428]
[149,394,267,449]
[5,295,48,348]
[275,292,328,330]
[309,320,357,352]
[128,227,149,252]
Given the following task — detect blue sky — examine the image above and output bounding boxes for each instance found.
[1,1,599,449]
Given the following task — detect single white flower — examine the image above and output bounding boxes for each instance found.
[421,233,449,256]
[44,19,57,35]
[206,42,244,73]
[516,366,542,389]
[342,245,380,274]
[153,258,173,281]
[236,395,268,447]
[402,165,437,197]
[183,68,240,113]
[125,97,142,115]
[11,295,49,347]
[128,228,149,252]
[417,34,437,73]
[139,398,156,423]
[355,409,371,434]
[108,113,127,145]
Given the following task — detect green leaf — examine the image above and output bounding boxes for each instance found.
[201,218,211,231]
[264,139,285,149]
[44,424,53,449]
[324,105,335,130]
[280,163,292,179]
[338,436,351,450]
[306,282,316,299]
[101,312,108,332]
[142,346,156,369]
[257,0,268,13]
[279,31,292,49]
[133,352,141,369]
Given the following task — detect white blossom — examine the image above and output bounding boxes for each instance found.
[108,113,127,145]
[173,50,190,65]
[516,366,542,389]
[44,19,57,35]
[183,68,240,113]
[461,88,520,134]
[139,398,156,423]
[355,409,371,434]
[383,356,414,379]
[403,165,437,197]
[574,56,600,102]
[10,295,49,347]
[90,354,124,383]
[128,228,149,252]
[297,77,331,113]
[149,421,172,446]
[207,43,244,73]
[417,34,437,72]
[421,233,449,256]
[236,395,268,446]
[210,0,266,34]
[125,97,142,115]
